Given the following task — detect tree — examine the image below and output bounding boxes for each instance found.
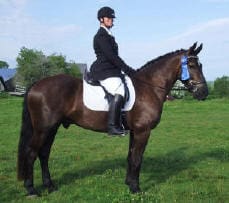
[213,76,229,98]
[16,47,47,87]
[16,47,82,87]
[47,54,66,75]
[0,60,9,68]
[66,62,82,78]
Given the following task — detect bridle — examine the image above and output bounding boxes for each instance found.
[180,55,206,93]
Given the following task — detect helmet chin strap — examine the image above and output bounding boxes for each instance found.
[100,22,113,30]
[100,17,114,29]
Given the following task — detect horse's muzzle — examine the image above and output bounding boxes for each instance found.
[191,82,209,100]
[183,80,208,100]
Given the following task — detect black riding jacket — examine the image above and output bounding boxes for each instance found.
[90,27,132,81]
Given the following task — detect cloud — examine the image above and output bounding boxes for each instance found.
[170,18,229,78]
[0,0,27,16]
[158,18,229,79]
[166,18,229,44]
[0,0,81,67]
[123,18,229,80]
[97,0,112,3]
[205,0,229,3]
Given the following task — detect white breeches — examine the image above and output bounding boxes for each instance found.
[100,77,125,97]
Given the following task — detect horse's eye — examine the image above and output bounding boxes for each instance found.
[188,62,196,67]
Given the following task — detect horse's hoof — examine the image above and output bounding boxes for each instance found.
[48,185,57,193]
[26,194,39,199]
[129,185,141,194]
[26,187,40,197]
[44,182,57,193]
[130,188,141,194]
[125,179,141,193]
[125,179,131,186]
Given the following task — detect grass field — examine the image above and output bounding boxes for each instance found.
[0,96,228,202]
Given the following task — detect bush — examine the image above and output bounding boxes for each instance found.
[0,92,9,98]
[213,76,229,98]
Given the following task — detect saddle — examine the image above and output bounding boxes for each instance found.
[84,69,130,105]
[83,70,135,112]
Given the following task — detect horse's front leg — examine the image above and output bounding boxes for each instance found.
[125,129,150,193]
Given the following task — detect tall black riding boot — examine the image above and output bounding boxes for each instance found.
[108,94,125,136]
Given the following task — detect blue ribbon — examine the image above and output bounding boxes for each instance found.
[181,55,190,81]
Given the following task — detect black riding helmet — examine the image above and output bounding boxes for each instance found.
[97,7,115,20]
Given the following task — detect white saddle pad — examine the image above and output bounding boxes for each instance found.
[83,76,135,111]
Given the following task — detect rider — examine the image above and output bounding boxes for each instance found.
[90,6,136,136]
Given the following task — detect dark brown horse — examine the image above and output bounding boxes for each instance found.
[17,42,208,196]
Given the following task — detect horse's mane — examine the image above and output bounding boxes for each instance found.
[138,49,186,71]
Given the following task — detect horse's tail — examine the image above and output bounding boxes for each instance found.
[17,88,33,181]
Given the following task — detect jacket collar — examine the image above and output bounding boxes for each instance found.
[100,25,113,36]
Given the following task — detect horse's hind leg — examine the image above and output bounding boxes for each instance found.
[23,129,47,196]
[38,125,59,193]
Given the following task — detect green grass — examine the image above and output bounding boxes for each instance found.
[0,97,228,202]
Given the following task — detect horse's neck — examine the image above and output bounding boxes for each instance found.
[138,54,180,93]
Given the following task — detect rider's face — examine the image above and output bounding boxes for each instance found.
[100,17,114,28]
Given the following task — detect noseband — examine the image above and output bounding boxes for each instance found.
[184,79,206,93]
[180,55,206,92]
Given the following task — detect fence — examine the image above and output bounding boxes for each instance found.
[9,84,26,96]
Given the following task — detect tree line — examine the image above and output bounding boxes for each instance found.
[207,76,229,99]
[0,47,228,98]
[10,47,82,88]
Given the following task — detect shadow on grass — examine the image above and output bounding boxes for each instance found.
[58,147,228,191]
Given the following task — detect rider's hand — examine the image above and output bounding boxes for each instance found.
[126,67,136,77]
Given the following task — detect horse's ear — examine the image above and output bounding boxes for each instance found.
[187,42,198,55]
[192,42,198,50]
[194,43,203,55]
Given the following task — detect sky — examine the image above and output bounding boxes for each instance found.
[0,0,229,81]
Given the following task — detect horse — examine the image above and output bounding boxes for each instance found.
[17,42,208,196]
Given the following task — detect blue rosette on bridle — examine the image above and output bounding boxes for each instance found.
[181,56,190,81]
